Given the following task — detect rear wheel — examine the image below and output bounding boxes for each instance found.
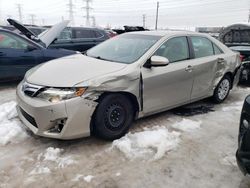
[93,94,134,140]
[212,75,231,103]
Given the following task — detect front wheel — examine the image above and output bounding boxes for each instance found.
[212,75,232,103]
[93,94,134,140]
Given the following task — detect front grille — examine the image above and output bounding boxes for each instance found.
[22,82,44,97]
[20,108,38,128]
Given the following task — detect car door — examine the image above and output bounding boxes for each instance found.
[189,36,225,100]
[0,31,42,81]
[141,36,194,114]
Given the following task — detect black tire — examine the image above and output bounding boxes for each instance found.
[93,94,134,140]
[212,75,232,103]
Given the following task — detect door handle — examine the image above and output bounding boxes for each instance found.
[185,65,193,72]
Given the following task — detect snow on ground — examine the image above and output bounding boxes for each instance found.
[0,101,28,145]
[72,174,94,183]
[171,118,201,132]
[29,147,76,176]
[222,101,244,112]
[112,126,181,160]
[36,147,76,169]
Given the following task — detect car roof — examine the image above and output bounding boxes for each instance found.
[125,30,206,37]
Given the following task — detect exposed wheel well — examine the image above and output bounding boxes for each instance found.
[90,91,139,135]
[98,92,139,115]
[224,72,234,89]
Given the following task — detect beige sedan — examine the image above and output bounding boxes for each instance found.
[16,31,241,140]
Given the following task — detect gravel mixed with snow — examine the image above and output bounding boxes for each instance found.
[112,126,180,160]
[0,101,28,145]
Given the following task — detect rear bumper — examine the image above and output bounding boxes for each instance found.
[16,83,98,140]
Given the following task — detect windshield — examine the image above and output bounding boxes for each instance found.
[86,34,161,64]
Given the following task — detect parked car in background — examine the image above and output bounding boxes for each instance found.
[49,27,110,52]
[219,24,250,84]
[105,29,117,38]
[113,25,148,34]
[0,19,76,82]
[236,95,250,175]
[16,31,241,141]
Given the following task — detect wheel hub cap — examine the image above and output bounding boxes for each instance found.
[218,79,230,100]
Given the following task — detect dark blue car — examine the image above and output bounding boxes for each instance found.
[0,19,77,82]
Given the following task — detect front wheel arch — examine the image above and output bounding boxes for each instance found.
[90,92,139,137]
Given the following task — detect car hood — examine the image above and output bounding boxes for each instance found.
[7,18,69,48]
[26,54,127,87]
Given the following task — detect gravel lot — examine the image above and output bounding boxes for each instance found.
[1,83,250,188]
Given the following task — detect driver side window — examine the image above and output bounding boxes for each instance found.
[0,31,30,50]
[154,36,189,63]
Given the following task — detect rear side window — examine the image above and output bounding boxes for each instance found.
[213,43,223,55]
[72,29,96,39]
[190,36,214,58]
[154,36,189,63]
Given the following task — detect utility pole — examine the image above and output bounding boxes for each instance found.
[67,0,75,26]
[42,18,45,26]
[17,4,23,23]
[155,1,159,30]
[29,14,36,25]
[248,9,250,23]
[91,16,96,27]
[82,0,93,26]
[143,14,146,28]
[0,0,2,25]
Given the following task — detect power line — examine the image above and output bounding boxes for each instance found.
[82,0,93,26]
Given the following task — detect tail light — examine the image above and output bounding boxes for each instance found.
[240,54,245,62]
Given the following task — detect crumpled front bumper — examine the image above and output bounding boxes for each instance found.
[16,83,97,140]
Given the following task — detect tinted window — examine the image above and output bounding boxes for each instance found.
[0,32,29,49]
[154,36,189,63]
[191,36,214,58]
[73,29,96,39]
[213,43,223,55]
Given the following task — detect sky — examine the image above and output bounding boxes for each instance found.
[0,0,250,29]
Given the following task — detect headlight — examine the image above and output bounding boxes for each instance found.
[36,87,87,103]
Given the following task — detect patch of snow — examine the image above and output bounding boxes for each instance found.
[72,174,84,182]
[112,127,180,160]
[171,119,201,132]
[72,174,94,183]
[84,175,94,183]
[222,101,243,112]
[0,101,28,145]
[39,147,76,168]
[29,166,51,175]
[115,172,121,177]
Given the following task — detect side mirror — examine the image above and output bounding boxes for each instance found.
[150,55,169,67]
